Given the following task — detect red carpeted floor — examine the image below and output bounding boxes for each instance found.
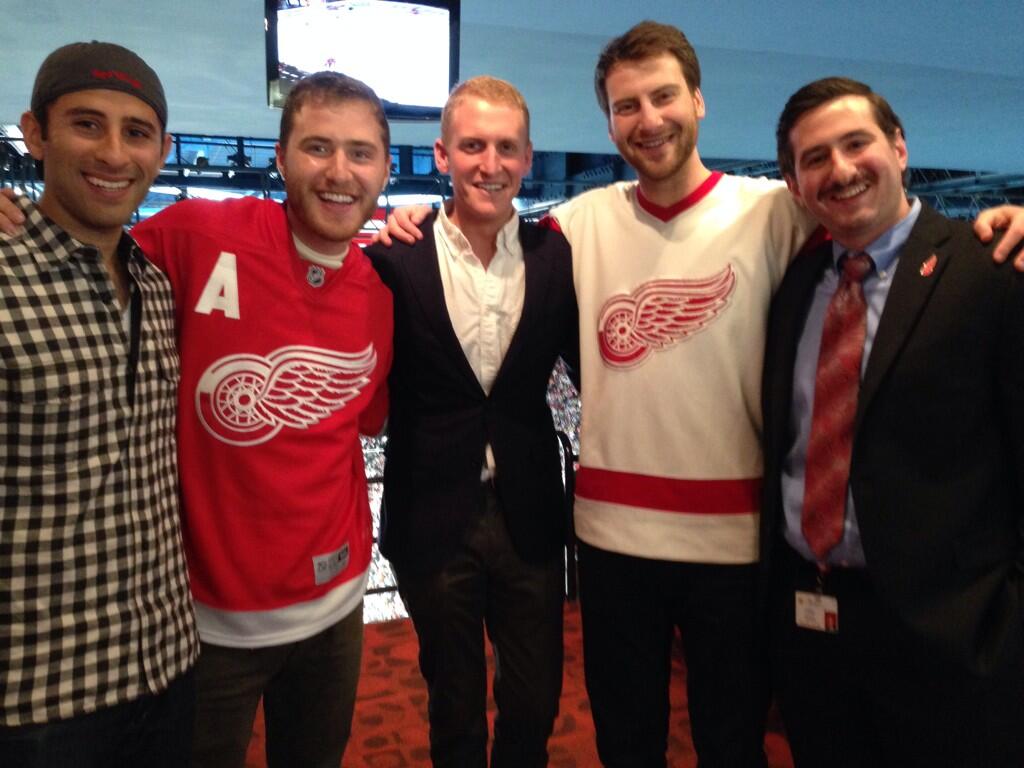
[245,602,794,767]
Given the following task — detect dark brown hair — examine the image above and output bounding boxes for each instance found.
[279,71,390,150]
[594,21,701,117]
[776,76,905,180]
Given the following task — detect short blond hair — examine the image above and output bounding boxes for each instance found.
[440,76,530,141]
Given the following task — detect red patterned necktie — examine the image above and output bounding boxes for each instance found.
[802,252,873,562]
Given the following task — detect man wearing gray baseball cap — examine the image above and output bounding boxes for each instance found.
[0,41,199,767]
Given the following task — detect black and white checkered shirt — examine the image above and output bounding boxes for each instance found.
[1,197,198,726]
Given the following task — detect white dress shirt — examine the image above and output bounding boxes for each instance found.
[433,203,525,475]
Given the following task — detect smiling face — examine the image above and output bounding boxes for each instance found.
[784,94,910,251]
[435,96,532,232]
[275,97,391,255]
[21,89,170,247]
[604,53,705,202]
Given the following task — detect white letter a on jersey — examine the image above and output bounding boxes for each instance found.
[195,251,240,319]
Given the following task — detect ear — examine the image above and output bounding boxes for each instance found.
[274,141,285,180]
[892,128,908,172]
[692,87,706,120]
[433,137,450,175]
[380,155,392,196]
[20,110,45,161]
[784,173,807,209]
[161,133,173,164]
[524,140,534,175]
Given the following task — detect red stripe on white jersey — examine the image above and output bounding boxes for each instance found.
[636,171,724,222]
[576,466,761,515]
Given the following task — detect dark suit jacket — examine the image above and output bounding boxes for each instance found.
[761,203,1024,677]
[366,213,578,575]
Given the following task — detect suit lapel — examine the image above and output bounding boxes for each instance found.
[401,216,482,392]
[855,205,954,430]
[493,222,551,382]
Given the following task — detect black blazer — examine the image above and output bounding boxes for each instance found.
[366,213,579,575]
[761,204,1024,677]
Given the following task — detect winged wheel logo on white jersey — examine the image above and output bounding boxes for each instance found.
[598,267,736,369]
[195,344,377,446]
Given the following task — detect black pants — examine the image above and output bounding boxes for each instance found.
[578,542,768,768]
[0,667,195,768]
[396,484,565,768]
[770,543,1024,768]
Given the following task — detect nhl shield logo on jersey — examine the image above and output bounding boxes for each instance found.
[195,344,377,446]
[598,266,736,369]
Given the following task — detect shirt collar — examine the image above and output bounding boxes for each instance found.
[15,195,147,273]
[436,200,521,262]
[831,196,922,274]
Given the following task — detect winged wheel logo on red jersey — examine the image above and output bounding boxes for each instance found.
[195,345,377,446]
[598,267,736,369]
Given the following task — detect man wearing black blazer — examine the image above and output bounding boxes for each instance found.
[760,76,1024,767]
[365,77,578,768]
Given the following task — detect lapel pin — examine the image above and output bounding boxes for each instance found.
[919,254,937,277]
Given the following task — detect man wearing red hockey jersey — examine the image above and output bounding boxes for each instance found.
[130,73,393,767]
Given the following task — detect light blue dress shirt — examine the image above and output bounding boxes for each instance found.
[781,198,923,567]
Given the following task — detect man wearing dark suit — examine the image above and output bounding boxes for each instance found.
[760,76,1024,767]
[365,77,578,768]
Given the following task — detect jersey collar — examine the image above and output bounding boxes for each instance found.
[636,171,724,222]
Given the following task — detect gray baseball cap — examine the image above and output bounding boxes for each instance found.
[31,41,167,129]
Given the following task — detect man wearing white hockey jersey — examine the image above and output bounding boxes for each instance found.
[546,22,810,766]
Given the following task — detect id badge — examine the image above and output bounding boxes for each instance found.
[795,590,839,633]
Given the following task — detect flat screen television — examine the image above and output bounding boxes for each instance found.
[265,0,460,121]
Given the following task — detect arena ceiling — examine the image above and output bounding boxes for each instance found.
[2,1,1022,204]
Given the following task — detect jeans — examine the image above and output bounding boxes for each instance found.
[0,667,195,768]
[191,605,363,768]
